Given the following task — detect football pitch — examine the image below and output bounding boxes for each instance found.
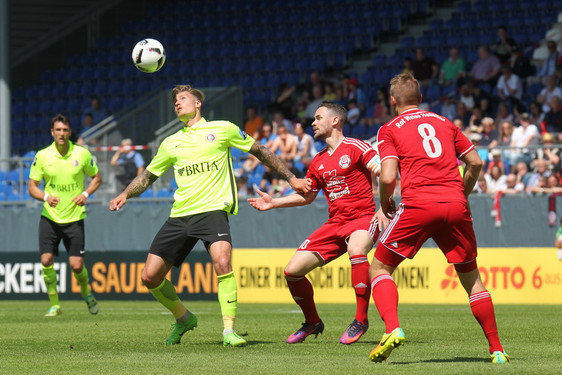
[0,301,559,375]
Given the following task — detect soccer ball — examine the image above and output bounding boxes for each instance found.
[131,38,166,73]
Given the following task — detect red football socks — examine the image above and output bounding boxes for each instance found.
[285,271,321,324]
[469,291,504,353]
[350,255,370,324]
[371,273,400,333]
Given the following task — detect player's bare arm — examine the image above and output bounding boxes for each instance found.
[109,169,158,211]
[249,143,311,194]
[72,172,102,206]
[460,149,484,197]
[248,188,318,211]
[28,178,60,207]
[378,158,398,218]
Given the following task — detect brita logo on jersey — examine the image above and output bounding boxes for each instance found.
[177,161,219,177]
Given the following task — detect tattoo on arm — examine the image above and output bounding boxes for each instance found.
[249,143,295,181]
[124,169,158,198]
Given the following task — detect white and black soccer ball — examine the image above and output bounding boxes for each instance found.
[132,38,166,73]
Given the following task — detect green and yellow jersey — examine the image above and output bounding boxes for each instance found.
[29,141,98,224]
[147,117,255,217]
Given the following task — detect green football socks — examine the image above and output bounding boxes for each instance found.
[73,266,91,299]
[218,272,238,331]
[149,278,187,320]
[42,264,59,307]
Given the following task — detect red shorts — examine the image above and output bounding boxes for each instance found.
[375,201,477,267]
[298,214,381,264]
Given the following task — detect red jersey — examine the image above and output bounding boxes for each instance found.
[307,137,378,220]
[377,108,474,204]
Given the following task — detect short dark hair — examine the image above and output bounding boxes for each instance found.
[318,101,348,125]
[51,114,71,129]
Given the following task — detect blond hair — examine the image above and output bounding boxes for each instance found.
[389,73,421,107]
[171,85,205,105]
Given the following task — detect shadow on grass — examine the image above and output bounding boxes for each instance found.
[391,357,489,365]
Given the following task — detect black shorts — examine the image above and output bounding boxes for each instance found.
[39,216,85,257]
[149,210,232,267]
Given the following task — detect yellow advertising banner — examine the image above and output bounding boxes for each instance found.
[232,248,562,304]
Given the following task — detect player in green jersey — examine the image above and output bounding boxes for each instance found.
[28,114,102,317]
[109,85,311,347]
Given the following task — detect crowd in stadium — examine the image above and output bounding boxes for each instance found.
[235,25,562,199]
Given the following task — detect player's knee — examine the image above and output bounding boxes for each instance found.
[212,256,232,275]
[141,269,160,289]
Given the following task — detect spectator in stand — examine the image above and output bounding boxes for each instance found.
[402,56,413,74]
[270,83,296,120]
[347,99,361,126]
[441,96,457,121]
[485,165,507,194]
[495,101,514,128]
[536,40,560,81]
[459,84,475,112]
[541,96,562,138]
[470,82,493,117]
[486,148,504,173]
[244,105,265,138]
[333,84,348,106]
[339,73,351,99]
[110,138,146,189]
[509,46,534,80]
[456,101,471,128]
[469,45,501,86]
[536,132,561,174]
[240,123,276,175]
[82,95,108,125]
[544,175,562,193]
[410,47,439,86]
[537,75,562,114]
[529,101,545,125]
[304,84,325,126]
[294,123,316,172]
[453,117,464,131]
[510,113,539,166]
[526,158,552,193]
[502,172,524,194]
[440,47,466,87]
[304,70,326,99]
[491,25,518,64]
[272,111,294,135]
[323,82,336,101]
[347,78,369,113]
[513,161,532,189]
[474,174,491,194]
[480,117,499,148]
[496,66,524,113]
[364,87,391,128]
[76,113,95,146]
[497,120,514,172]
[271,124,297,162]
[468,107,483,130]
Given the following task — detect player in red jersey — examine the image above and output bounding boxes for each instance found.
[368,73,509,364]
[249,101,389,345]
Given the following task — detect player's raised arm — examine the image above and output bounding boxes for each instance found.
[248,142,312,194]
[109,169,158,211]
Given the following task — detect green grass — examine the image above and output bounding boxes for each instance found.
[0,301,559,375]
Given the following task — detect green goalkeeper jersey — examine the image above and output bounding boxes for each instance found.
[29,141,98,224]
[147,118,255,217]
